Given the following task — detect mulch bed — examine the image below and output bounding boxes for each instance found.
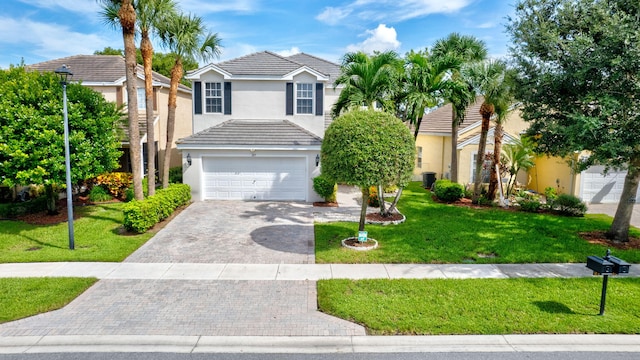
[366,212,404,222]
[580,231,640,250]
[342,238,378,248]
[313,201,339,207]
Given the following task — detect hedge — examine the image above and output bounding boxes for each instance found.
[123,183,191,233]
[433,179,464,202]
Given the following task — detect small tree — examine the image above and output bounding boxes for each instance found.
[321,110,415,232]
[0,67,121,214]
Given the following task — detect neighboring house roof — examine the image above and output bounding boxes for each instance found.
[418,97,485,136]
[186,51,338,81]
[27,55,190,92]
[287,53,341,83]
[177,120,322,147]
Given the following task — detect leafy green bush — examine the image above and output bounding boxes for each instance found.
[552,194,587,217]
[169,167,183,184]
[89,186,112,202]
[518,199,541,212]
[313,175,337,203]
[0,196,48,218]
[123,184,191,233]
[91,172,132,199]
[544,187,558,207]
[433,179,464,202]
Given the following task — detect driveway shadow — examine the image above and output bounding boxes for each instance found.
[250,224,314,255]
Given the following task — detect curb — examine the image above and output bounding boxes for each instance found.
[1,335,640,354]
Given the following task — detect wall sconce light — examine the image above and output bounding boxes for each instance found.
[315,154,320,167]
[186,153,192,166]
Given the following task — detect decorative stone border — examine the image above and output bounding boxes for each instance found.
[341,237,378,251]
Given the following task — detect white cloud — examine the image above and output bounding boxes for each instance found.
[315,7,352,26]
[19,0,101,14]
[0,17,115,62]
[317,0,472,24]
[217,43,258,62]
[346,24,400,54]
[275,47,301,57]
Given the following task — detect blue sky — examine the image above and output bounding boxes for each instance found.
[1,0,514,69]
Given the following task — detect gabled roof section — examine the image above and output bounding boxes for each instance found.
[418,97,485,136]
[27,55,190,92]
[287,53,340,82]
[176,120,322,147]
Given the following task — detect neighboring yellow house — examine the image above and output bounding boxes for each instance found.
[414,98,529,189]
[28,55,192,175]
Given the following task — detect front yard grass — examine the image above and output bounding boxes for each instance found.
[318,277,640,335]
[315,182,640,264]
[0,203,154,263]
[0,277,97,324]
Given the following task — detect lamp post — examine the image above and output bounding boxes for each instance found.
[54,64,74,250]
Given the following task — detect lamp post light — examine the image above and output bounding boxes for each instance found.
[54,64,74,250]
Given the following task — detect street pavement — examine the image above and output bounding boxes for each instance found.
[0,186,639,353]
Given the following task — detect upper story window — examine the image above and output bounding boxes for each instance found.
[137,88,146,110]
[205,82,222,113]
[296,83,313,114]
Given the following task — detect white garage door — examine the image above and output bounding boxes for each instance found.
[580,165,640,204]
[203,157,306,200]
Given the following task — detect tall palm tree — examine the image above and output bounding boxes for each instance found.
[463,59,511,204]
[431,33,487,183]
[98,0,143,200]
[157,13,221,188]
[136,0,177,196]
[331,51,400,117]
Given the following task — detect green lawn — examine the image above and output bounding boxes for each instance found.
[0,277,97,324]
[315,182,640,264]
[318,277,640,335]
[0,203,154,263]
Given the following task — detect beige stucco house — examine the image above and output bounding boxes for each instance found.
[28,55,192,176]
[178,51,341,202]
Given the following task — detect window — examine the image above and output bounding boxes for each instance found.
[471,153,491,183]
[137,88,146,110]
[416,146,423,168]
[205,82,222,113]
[296,83,313,114]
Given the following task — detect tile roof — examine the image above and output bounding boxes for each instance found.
[27,55,190,91]
[177,120,322,147]
[418,97,485,135]
[287,53,341,82]
[215,51,307,76]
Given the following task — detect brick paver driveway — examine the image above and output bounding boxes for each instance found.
[0,201,365,337]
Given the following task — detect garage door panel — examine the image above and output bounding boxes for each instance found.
[203,157,306,201]
[581,166,640,204]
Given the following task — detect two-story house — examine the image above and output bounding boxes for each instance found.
[177,51,341,202]
[28,55,192,176]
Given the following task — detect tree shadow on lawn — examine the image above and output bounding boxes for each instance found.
[532,300,576,314]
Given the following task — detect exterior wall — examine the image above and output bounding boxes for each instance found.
[89,86,118,103]
[155,88,192,169]
[413,134,446,181]
[181,148,322,202]
[528,155,577,197]
[192,70,327,137]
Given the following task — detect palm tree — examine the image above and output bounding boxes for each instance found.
[136,0,177,196]
[157,13,221,188]
[431,33,487,183]
[331,51,400,117]
[502,136,535,196]
[98,0,143,200]
[463,59,511,204]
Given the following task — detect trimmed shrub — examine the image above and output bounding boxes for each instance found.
[433,179,464,202]
[519,199,541,212]
[91,172,133,199]
[169,167,183,184]
[552,194,587,217]
[89,186,112,202]
[0,196,48,218]
[313,175,337,203]
[368,186,380,207]
[123,184,191,233]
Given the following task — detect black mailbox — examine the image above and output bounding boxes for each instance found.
[586,256,614,274]
[608,256,630,274]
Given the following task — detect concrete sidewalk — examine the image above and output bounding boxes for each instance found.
[1,261,639,280]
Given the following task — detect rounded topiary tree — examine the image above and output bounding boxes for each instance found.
[321,109,415,231]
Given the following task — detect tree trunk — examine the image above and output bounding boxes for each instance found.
[377,184,387,216]
[141,31,156,196]
[472,104,493,204]
[386,187,403,215]
[120,0,143,200]
[162,57,182,188]
[450,112,460,183]
[44,184,58,215]
[606,161,640,242]
[359,187,369,232]
[487,122,504,200]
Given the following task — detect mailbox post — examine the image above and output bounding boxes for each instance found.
[586,249,631,315]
